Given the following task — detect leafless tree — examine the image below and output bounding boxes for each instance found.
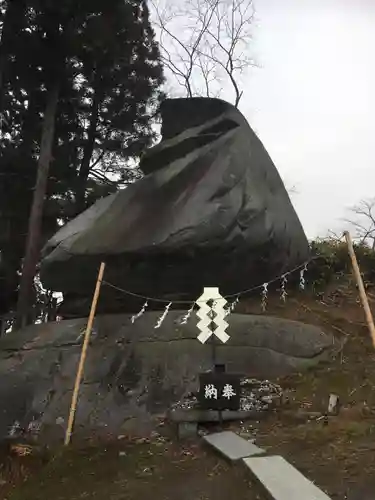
[343,198,375,250]
[150,0,256,107]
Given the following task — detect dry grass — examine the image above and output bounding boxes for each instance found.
[232,285,375,499]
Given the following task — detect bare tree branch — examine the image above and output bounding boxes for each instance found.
[197,54,219,97]
[343,198,375,250]
[150,0,255,107]
[326,229,344,242]
[88,169,118,185]
[203,0,255,105]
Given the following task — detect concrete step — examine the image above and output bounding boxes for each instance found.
[203,431,265,461]
[243,455,331,500]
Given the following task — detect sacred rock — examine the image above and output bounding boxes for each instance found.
[40,97,309,315]
[0,313,333,440]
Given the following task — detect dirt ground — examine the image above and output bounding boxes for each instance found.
[237,287,375,499]
[2,284,375,500]
[1,439,265,500]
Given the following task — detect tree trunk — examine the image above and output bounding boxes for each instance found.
[14,83,60,330]
[75,75,102,214]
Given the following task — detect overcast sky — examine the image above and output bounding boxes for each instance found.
[151,0,375,239]
[240,0,375,238]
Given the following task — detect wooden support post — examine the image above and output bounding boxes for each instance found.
[64,262,106,445]
[344,231,375,348]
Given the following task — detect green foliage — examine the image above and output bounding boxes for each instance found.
[0,0,164,316]
[308,238,375,291]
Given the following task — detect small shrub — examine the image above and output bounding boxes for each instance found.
[308,238,375,292]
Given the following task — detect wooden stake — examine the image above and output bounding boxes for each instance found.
[64,262,106,445]
[344,231,375,348]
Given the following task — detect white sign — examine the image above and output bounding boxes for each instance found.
[203,383,237,400]
[222,383,236,399]
[204,384,218,399]
[196,287,229,344]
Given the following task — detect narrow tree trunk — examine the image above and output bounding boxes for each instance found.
[75,76,102,214]
[14,83,60,330]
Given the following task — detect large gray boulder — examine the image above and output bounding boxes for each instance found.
[39,97,309,316]
[0,312,333,440]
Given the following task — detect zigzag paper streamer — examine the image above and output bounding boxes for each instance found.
[196,287,230,344]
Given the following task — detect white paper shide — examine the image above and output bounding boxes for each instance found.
[196,287,229,344]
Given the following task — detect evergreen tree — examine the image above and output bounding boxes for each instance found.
[0,0,164,325]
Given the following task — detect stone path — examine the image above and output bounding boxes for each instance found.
[203,431,331,500]
[243,455,331,500]
[203,431,265,461]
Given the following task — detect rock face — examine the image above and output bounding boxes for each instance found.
[0,313,333,440]
[39,97,309,316]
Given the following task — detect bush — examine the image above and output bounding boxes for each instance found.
[308,238,375,291]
